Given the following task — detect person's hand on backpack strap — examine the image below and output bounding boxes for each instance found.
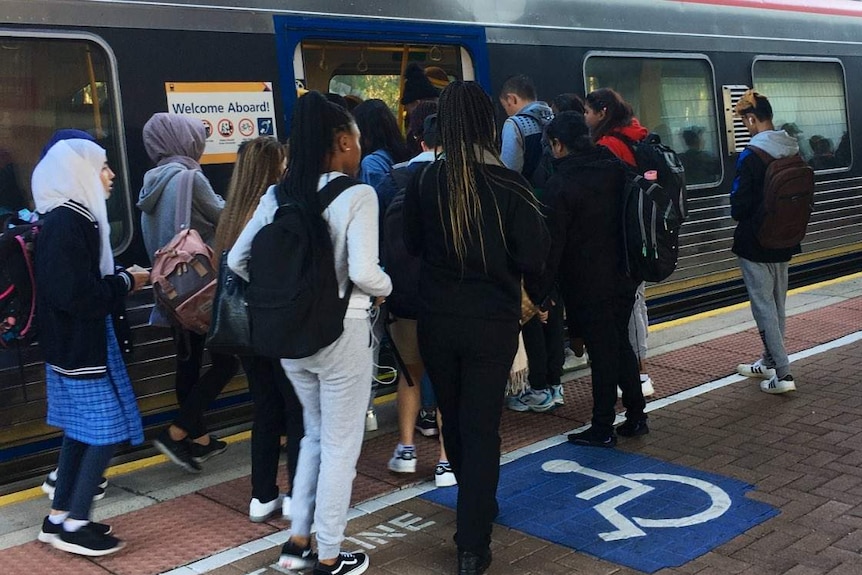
[373,296,386,308]
[124,264,151,293]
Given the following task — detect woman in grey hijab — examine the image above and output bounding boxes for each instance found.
[137,112,238,473]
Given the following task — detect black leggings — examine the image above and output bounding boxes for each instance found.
[173,330,240,439]
[521,296,565,390]
[419,313,519,554]
[242,355,304,503]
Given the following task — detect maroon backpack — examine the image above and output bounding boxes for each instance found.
[750,147,815,250]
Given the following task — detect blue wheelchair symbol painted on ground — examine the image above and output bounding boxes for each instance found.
[422,443,778,573]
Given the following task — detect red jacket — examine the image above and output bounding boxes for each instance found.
[596,118,649,167]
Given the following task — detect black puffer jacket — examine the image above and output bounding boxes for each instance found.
[535,146,638,305]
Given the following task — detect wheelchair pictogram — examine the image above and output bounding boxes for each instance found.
[541,459,732,541]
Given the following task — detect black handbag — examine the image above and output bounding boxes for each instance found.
[206,251,253,355]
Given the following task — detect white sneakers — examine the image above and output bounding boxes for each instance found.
[435,462,457,487]
[739,360,795,394]
[388,446,417,473]
[737,360,777,380]
[761,374,796,394]
[617,374,655,399]
[249,494,289,523]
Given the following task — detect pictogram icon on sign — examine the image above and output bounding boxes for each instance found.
[541,459,731,541]
[218,118,234,138]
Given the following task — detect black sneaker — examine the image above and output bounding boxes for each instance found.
[567,427,617,448]
[153,429,201,473]
[42,473,108,501]
[190,436,228,463]
[38,516,113,543]
[50,524,124,557]
[314,552,370,575]
[278,538,317,570]
[415,408,439,437]
[616,418,649,438]
[458,549,492,575]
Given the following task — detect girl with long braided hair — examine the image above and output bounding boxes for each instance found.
[404,81,549,575]
[229,91,391,575]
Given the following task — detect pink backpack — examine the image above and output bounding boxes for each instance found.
[150,170,217,334]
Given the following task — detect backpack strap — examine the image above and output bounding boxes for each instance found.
[174,169,197,233]
[749,146,775,166]
[317,175,359,213]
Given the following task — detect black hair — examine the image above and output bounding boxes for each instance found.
[585,88,633,142]
[325,92,349,109]
[438,81,540,264]
[739,93,774,122]
[546,112,593,155]
[499,74,537,102]
[282,91,353,214]
[683,128,703,148]
[352,99,410,163]
[551,93,585,115]
[406,100,439,155]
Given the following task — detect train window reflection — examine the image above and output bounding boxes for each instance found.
[585,54,722,187]
[753,59,850,171]
[0,35,129,248]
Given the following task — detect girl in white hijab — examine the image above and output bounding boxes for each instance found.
[32,137,148,557]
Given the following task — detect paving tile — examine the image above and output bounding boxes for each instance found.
[0,541,113,575]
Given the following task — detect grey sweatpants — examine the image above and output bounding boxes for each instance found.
[738,257,790,378]
[628,282,648,363]
[281,317,372,560]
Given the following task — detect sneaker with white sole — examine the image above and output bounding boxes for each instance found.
[388,446,417,473]
[435,462,457,487]
[50,523,124,557]
[617,376,655,399]
[314,551,370,575]
[761,374,796,394]
[506,388,555,412]
[249,495,283,522]
[42,473,107,501]
[415,408,439,437]
[640,374,655,397]
[737,360,776,380]
[550,384,565,406]
[278,538,317,570]
[38,516,112,543]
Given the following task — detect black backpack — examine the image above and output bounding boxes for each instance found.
[0,217,41,347]
[382,162,429,320]
[246,177,355,359]
[617,133,687,283]
[620,172,683,283]
[619,133,688,222]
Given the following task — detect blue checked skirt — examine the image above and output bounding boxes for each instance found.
[46,317,144,446]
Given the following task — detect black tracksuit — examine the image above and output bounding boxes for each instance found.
[537,147,645,435]
[404,160,549,554]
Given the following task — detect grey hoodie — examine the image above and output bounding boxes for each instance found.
[136,163,225,263]
[748,129,799,159]
[501,101,554,174]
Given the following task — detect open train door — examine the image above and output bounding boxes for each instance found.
[273,16,490,126]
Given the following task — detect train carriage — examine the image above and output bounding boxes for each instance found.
[1,0,860,485]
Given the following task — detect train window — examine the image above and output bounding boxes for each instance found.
[753,59,850,171]
[0,33,131,250]
[584,54,722,187]
[296,41,462,121]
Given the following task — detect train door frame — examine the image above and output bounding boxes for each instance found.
[272,15,490,123]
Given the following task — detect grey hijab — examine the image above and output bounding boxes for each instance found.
[142,113,206,170]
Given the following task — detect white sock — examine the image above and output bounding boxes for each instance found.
[49,469,58,481]
[48,513,68,525]
[62,519,90,532]
[398,443,415,453]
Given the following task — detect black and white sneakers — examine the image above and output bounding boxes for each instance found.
[278,539,318,570]
[41,472,107,501]
[42,521,124,556]
[314,552,370,575]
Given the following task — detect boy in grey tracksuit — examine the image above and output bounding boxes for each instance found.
[732,90,802,394]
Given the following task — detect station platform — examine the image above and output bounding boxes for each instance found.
[1,272,861,575]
